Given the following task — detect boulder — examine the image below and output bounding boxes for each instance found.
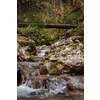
[41,36,84,75]
[28,75,70,89]
[17,62,40,79]
[17,67,23,86]
[17,42,29,61]
[17,36,37,61]
[17,37,36,55]
[67,76,84,90]
[40,62,60,75]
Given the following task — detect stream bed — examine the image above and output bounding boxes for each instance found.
[17,45,84,100]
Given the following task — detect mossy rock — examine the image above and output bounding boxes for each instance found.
[29,55,36,61]
[72,36,84,42]
[17,37,36,55]
[70,44,77,49]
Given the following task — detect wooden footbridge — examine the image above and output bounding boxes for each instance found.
[17,23,78,29]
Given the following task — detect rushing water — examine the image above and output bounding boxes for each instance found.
[17,78,67,98]
[17,78,83,100]
[17,45,84,100]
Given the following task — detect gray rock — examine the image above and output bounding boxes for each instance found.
[67,76,84,90]
[17,39,36,55]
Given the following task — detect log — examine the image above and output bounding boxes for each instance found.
[17,23,33,27]
[44,24,77,29]
[17,23,78,29]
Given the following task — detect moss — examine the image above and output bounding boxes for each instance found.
[17,36,25,40]
[29,55,36,61]
[71,44,77,49]
[72,36,84,42]
[41,39,45,42]
[48,36,55,41]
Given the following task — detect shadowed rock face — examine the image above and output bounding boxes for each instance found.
[17,70,21,83]
[17,39,36,55]
[17,67,23,86]
[17,37,37,61]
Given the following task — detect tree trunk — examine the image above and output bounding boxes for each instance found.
[17,0,22,23]
[60,0,62,19]
[71,0,73,7]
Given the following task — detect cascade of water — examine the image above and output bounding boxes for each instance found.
[35,50,48,58]
[39,77,68,97]
[17,77,69,98]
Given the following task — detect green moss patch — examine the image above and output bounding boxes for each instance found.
[29,55,36,61]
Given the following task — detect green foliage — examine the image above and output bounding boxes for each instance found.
[32,12,45,27]
[18,26,37,33]
[64,11,83,24]
[40,28,48,38]
[40,28,48,34]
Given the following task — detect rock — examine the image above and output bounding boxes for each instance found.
[63,38,73,45]
[72,36,84,43]
[31,69,40,76]
[51,41,61,48]
[40,62,60,75]
[17,67,23,86]
[61,54,84,75]
[17,36,37,61]
[49,55,58,62]
[39,65,49,75]
[17,42,30,61]
[29,75,70,89]
[67,76,84,90]
[41,36,84,75]
[17,62,40,79]
[65,91,84,97]
[74,39,80,43]
[17,37,36,55]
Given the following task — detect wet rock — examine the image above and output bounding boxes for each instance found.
[29,75,70,89]
[31,69,40,76]
[17,62,40,79]
[39,65,49,75]
[67,76,84,90]
[65,90,84,97]
[46,62,60,75]
[17,67,23,86]
[40,62,60,75]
